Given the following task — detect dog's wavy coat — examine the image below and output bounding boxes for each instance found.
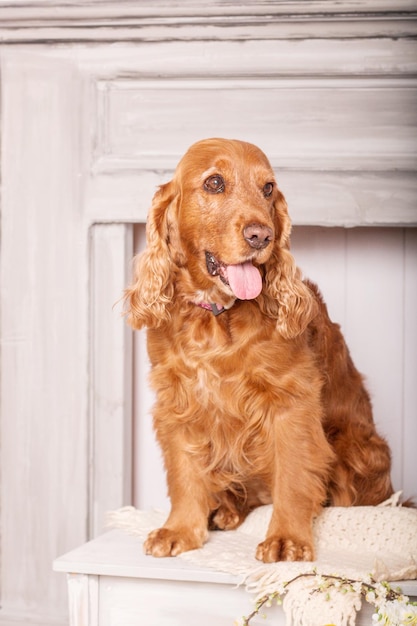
[125,138,393,562]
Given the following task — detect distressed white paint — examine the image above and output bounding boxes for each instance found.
[0,2,416,625]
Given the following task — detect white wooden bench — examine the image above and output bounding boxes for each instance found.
[54,530,416,626]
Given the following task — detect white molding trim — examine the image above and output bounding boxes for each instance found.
[1,0,416,18]
[0,0,416,42]
[93,76,417,172]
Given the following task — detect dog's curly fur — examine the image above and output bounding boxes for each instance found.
[124,138,394,562]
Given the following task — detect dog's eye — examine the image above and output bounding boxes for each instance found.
[204,175,225,194]
[263,182,274,198]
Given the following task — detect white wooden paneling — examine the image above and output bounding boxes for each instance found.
[0,54,89,624]
[53,38,417,79]
[89,224,134,535]
[87,76,417,228]
[133,326,167,510]
[291,227,348,326]
[344,229,404,488]
[131,226,169,511]
[292,227,417,496]
[404,229,417,498]
[98,79,417,173]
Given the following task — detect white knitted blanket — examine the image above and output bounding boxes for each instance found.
[107,494,417,626]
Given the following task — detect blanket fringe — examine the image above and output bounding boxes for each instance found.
[283,578,362,626]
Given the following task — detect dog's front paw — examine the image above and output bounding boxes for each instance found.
[255,536,314,563]
[143,527,205,557]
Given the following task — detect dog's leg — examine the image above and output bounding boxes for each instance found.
[256,410,334,563]
[143,439,211,557]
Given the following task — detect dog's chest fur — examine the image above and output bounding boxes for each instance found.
[148,303,321,475]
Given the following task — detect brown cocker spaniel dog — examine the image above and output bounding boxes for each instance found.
[125,138,394,563]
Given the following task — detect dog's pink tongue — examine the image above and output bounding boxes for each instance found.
[226,262,262,300]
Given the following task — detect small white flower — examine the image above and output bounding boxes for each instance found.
[353,581,364,594]
[375,599,417,626]
[375,583,389,599]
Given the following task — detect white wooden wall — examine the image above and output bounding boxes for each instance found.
[0,2,416,625]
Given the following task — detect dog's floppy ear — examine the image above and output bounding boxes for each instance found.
[261,190,317,339]
[124,181,178,329]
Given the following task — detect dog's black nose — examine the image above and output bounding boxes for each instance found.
[243,224,273,250]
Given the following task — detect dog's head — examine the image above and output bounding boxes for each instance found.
[125,138,316,338]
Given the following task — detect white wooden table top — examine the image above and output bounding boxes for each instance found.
[53,529,240,585]
[53,529,417,598]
